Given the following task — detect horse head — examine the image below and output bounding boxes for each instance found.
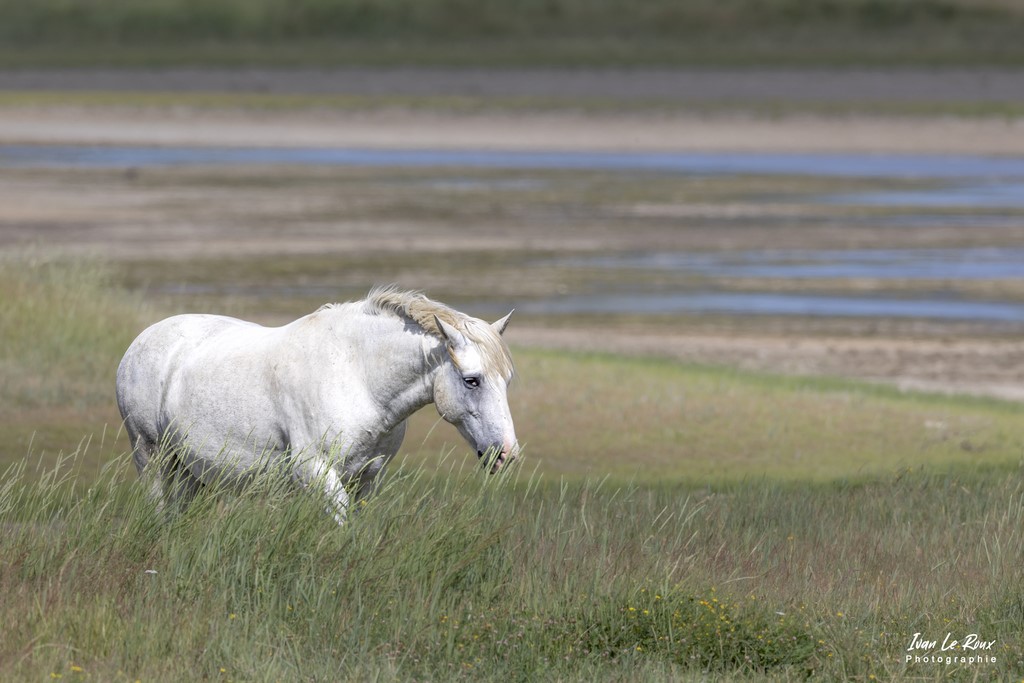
[432,312,519,474]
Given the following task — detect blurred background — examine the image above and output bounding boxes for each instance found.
[2,0,1024,476]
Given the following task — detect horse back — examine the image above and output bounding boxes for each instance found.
[116,314,279,443]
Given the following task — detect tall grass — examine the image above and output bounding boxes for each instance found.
[0,253,148,411]
[0,0,1016,43]
[2,445,1022,680]
[1,0,1023,65]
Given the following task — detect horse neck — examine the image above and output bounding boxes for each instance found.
[347,311,445,428]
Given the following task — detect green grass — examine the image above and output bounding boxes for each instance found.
[6,38,1024,69]
[494,349,1024,484]
[3,255,1024,679]
[7,0,1004,44]
[0,253,150,412]
[5,254,1024,486]
[2,0,1024,66]
[2,447,1022,681]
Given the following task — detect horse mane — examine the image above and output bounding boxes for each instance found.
[325,286,515,381]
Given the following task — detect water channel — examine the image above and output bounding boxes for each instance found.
[5,144,1023,323]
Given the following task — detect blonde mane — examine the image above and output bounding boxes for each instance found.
[346,286,515,381]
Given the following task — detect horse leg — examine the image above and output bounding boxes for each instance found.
[160,450,206,516]
[123,421,172,514]
[355,473,381,505]
[291,452,350,525]
[132,430,204,518]
[354,423,406,506]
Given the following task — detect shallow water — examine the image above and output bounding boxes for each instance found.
[549,248,1024,322]
[5,144,1024,180]
[824,182,1024,209]
[561,248,1024,281]
[7,143,1024,209]
[6,143,1022,323]
[517,292,1024,323]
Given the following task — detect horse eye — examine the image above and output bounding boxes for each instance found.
[463,376,481,389]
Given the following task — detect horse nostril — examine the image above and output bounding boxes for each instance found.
[477,450,485,459]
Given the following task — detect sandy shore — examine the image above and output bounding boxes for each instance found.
[2,66,1024,155]
[2,108,1024,156]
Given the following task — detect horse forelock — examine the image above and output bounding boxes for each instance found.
[358,286,515,382]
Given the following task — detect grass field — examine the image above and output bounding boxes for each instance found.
[2,255,1024,680]
[2,0,1024,66]
[3,449,1023,681]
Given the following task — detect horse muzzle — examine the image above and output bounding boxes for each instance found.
[478,442,519,475]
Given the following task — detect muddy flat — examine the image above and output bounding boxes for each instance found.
[2,67,1023,400]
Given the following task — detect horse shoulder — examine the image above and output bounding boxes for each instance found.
[276,312,403,456]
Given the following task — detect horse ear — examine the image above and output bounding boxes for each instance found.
[492,309,514,335]
[434,315,467,349]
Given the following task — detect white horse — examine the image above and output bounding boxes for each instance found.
[115,287,518,523]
